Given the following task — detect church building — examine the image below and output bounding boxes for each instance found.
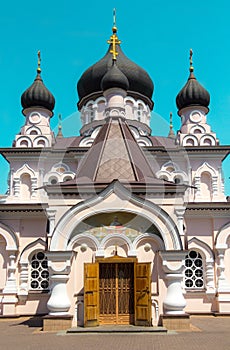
[0,20,230,331]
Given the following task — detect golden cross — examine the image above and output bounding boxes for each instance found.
[107,8,121,60]
[107,31,121,60]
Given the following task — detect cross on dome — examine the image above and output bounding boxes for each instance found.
[107,8,121,60]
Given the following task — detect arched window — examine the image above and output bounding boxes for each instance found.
[21,173,32,199]
[30,251,49,290]
[184,250,204,289]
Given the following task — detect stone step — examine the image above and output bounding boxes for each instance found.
[66,325,167,333]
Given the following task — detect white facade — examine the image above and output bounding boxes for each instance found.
[0,27,230,329]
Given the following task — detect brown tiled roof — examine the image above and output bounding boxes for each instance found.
[53,136,83,149]
[75,117,157,183]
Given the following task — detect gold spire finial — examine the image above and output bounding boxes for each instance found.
[107,8,121,60]
[37,50,41,74]
[168,112,175,138]
[189,48,194,73]
[57,113,63,137]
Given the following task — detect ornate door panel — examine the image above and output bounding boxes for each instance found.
[99,262,134,324]
[135,262,151,326]
[84,263,99,327]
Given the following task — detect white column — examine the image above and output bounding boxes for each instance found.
[46,251,73,316]
[212,175,218,198]
[47,275,71,315]
[205,259,215,294]
[14,178,20,197]
[194,176,201,200]
[216,246,230,291]
[3,250,17,294]
[160,251,187,315]
[18,262,29,301]
[46,209,56,237]
[31,177,37,198]
[175,207,186,248]
[9,168,14,196]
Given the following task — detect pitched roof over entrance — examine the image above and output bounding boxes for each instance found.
[75,117,156,183]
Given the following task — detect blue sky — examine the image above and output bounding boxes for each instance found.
[0,0,230,194]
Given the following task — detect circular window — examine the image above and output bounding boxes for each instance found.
[29,112,41,125]
[49,177,58,185]
[190,111,202,123]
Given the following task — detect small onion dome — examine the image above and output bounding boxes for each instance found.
[21,67,55,115]
[176,50,210,111]
[77,37,154,109]
[101,60,129,91]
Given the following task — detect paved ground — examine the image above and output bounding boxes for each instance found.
[0,316,230,350]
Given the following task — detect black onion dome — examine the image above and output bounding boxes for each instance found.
[21,71,55,113]
[176,71,210,110]
[77,44,154,108]
[101,60,129,91]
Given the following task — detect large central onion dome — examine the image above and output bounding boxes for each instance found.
[21,51,55,115]
[77,27,154,109]
[176,50,210,112]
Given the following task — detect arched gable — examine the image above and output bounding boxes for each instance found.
[215,222,230,248]
[188,237,214,261]
[0,222,18,251]
[50,180,182,251]
[15,163,36,178]
[196,162,217,177]
[19,238,46,263]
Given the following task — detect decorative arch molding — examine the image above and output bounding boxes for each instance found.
[68,233,98,251]
[94,96,106,105]
[33,135,49,147]
[187,237,215,293]
[26,126,42,136]
[19,238,47,264]
[129,127,152,146]
[190,125,206,134]
[15,163,36,178]
[156,162,188,184]
[200,135,216,146]
[18,238,47,299]
[182,135,198,146]
[196,162,217,177]
[124,96,136,106]
[16,136,33,148]
[44,163,75,184]
[100,233,131,254]
[188,237,214,262]
[194,162,219,200]
[0,222,18,251]
[79,126,102,147]
[133,233,165,251]
[215,222,230,248]
[50,180,182,251]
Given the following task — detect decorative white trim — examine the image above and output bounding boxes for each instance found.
[0,223,18,251]
[33,136,49,147]
[200,135,216,146]
[182,135,198,146]
[26,126,42,135]
[50,181,182,251]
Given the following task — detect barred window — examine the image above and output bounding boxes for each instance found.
[30,252,49,290]
[184,250,204,289]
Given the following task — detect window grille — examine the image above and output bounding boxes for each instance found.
[184,250,204,289]
[30,251,49,290]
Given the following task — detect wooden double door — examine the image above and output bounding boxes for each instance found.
[84,257,151,327]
